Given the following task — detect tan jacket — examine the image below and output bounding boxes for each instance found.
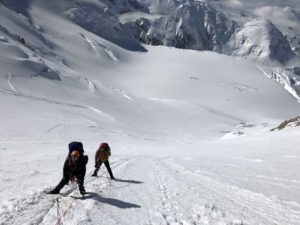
[95,148,111,163]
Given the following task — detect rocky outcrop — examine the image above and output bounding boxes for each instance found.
[226,20,295,63]
[125,1,237,52]
[271,116,300,131]
[64,0,147,51]
[122,0,295,64]
[3,0,296,63]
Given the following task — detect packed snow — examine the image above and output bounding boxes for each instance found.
[0,0,300,225]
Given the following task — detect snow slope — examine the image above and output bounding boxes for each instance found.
[0,1,300,225]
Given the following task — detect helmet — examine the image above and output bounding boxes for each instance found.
[71,150,80,157]
[99,143,109,149]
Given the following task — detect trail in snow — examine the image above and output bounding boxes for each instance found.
[0,87,85,108]
[78,157,246,225]
[0,158,133,225]
[8,156,294,225]
[160,158,300,225]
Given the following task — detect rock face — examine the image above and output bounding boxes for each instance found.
[121,0,296,64]
[225,20,295,63]
[271,116,300,131]
[125,1,237,52]
[64,0,147,51]
[2,0,297,63]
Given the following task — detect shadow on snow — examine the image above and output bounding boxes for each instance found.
[85,192,141,209]
[113,178,143,184]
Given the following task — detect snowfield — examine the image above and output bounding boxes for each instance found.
[0,0,300,224]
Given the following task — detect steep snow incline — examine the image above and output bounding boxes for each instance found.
[2,139,300,225]
[0,1,300,225]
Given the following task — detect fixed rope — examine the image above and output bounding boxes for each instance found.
[54,194,75,225]
[52,171,94,225]
[52,160,130,225]
[55,198,62,225]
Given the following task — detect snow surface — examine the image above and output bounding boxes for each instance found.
[0,0,300,225]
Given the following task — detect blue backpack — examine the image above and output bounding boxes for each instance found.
[68,142,84,157]
[68,142,88,165]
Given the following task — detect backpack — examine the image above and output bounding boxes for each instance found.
[67,142,88,170]
[99,143,110,153]
[68,142,85,157]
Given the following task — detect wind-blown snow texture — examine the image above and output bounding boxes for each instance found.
[0,0,300,224]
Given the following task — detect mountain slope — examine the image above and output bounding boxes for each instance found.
[0,0,300,225]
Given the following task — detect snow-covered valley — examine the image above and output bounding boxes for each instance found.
[0,0,300,224]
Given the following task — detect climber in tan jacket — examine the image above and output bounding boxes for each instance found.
[92,143,114,179]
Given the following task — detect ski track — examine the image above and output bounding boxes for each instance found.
[147,159,244,225]
[0,157,135,225]
[0,87,86,109]
[0,87,116,124]
[83,157,300,225]
[1,157,300,225]
[43,123,65,134]
[72,157,246,225]
[158,159,300,225]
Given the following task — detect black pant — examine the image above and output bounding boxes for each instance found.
[94,160,114,178]
[53,172,85,192]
